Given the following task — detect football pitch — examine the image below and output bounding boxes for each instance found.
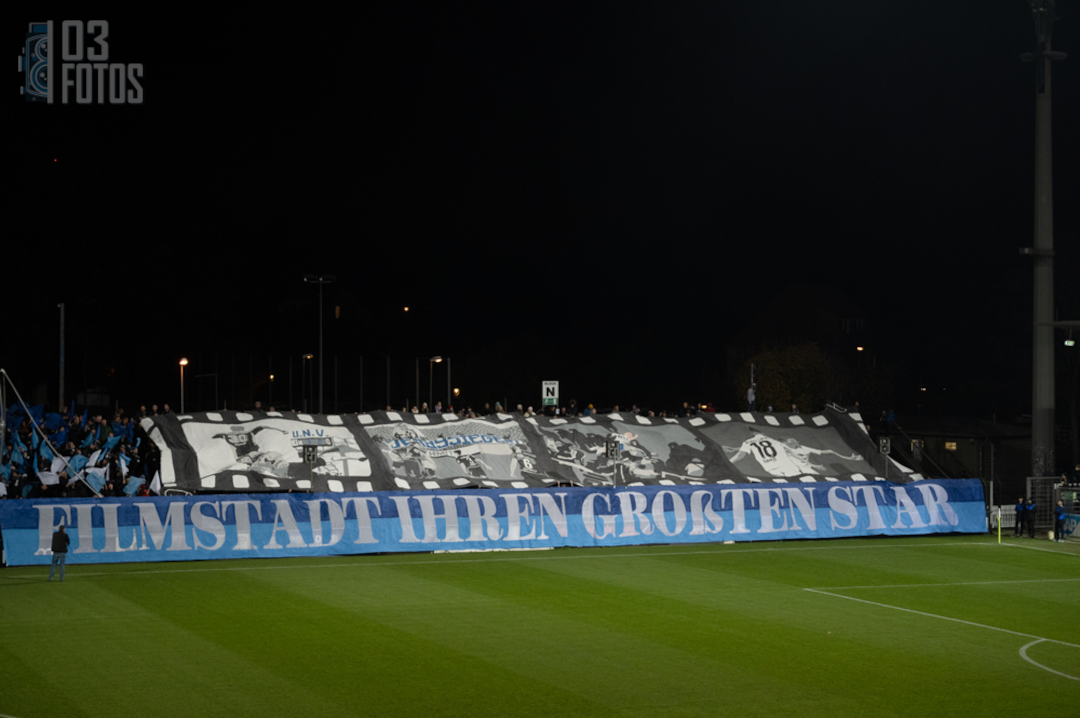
[1,535,1076,717]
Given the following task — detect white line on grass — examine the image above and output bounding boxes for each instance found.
[0,541,999,580]
[999,542,1080,557]
[804,588,1079,681]
[1019,640,1079,681]
[813,578,1080,590]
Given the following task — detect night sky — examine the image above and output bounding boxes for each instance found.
[8,1,1078,421]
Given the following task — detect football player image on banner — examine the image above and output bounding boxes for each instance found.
[698,417,877,481]
[362,413,550,490]
[533,415,739,486]
[142,412,381,494]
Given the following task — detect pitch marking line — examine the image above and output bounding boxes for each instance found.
[814,577,1080,590]
[0,541,1000,579]
[804,588,1079,681]
[999,542,1080,557]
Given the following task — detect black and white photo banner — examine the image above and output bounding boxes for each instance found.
[142,408,919,494]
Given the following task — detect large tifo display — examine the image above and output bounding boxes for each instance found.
[140,407,922,494]
[0,480,987,565]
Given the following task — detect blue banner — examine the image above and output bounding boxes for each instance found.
[0,480,987,566]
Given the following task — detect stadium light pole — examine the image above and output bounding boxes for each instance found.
[303,274,335,415]
[429,356,442,409]
[301,354,313,412]
[179,358,189,413]
[1020,1,1067,477]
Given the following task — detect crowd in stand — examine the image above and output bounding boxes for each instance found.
[1,393,865,502]
[1,403,165,501]
[1,396,736,501]
[391,399,721,419]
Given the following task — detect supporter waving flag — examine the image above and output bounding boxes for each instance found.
[66,454,88,477]
[85,468,107,494]
[100,435,121,458]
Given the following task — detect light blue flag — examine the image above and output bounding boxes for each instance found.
[100,435,121,457]
[11,445,25,470]
[80,432,95,448]
[41,441,54,463]
[31,432,40,450]
[67,455,88,474]
[123,476,145,496]
[85,469,106,494]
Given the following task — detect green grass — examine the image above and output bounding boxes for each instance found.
[2,535,1077,717]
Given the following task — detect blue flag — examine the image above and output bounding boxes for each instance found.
[80,432,95,448]
[85,469,106,494]
[53,427,68,446]
[81,408,88,427]
[100,435,121,457]
[28,404,44,428]
[67,455,88,474]
[45,413,66,431]
[41,441,54,463]
[123,476,145,496]
[67,399,75,422]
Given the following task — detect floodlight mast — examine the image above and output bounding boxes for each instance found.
[303,274,336,414]
[1022,1,1067,476]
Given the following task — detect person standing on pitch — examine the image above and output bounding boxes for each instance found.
[1054,500,1067,543]
[49,525,70,582]
[1025,498,1037,539]
[1014,496,1026,537]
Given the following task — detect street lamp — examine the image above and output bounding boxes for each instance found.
[179,358,189,413]
[303,274,335,414]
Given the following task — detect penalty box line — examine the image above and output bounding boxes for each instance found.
[0,540,999,580]
[803,588,1079,681]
